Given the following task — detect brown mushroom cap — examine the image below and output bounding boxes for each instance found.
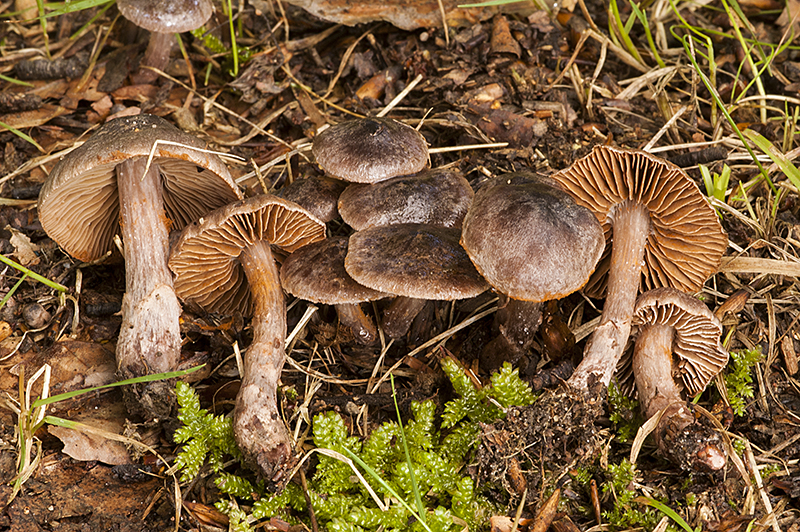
[38,114,241,262]
[549,145,727,297]
[345,223,488,300]
[461,172,605,302]
[281,236,388,304]
[312,117,429,183]
[617,287,729,397]
[276,174,347,223]
[117,0,213,33]
[338,168,474,230]
[169,194,326,315]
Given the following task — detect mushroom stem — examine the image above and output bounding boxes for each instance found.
[568,200,650,390]
[133,31,174,84]
[633,322,726,471]
[233,239,294,481]
[481,298,542,369]
[335,303,379,345]
[382,296,428,339]
[116,158,181,414]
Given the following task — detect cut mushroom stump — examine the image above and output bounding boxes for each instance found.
[169,194,325,482]
[620,287,729,471]
[38,114,242,419]
[549,146,727,393]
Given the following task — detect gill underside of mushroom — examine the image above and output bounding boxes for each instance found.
[568,200,650,391]
[116,157,182,417]
[234,239,295,482]
[633,323,726,471]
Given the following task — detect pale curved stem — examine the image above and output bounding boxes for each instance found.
[233,239,294,482]
[568,201,650,390]
[133,31,174,85]
[116,157,181,418]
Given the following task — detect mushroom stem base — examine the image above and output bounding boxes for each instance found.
[234,240,295,483]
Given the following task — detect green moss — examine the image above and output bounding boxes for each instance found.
[723,347,762,417]
[171,360,536,531]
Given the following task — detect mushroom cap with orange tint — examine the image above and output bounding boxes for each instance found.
[617,287,729,397]
[549,145,727,298]
[169,194,325,315]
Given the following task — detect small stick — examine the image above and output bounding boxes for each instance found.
[377,73,424,118]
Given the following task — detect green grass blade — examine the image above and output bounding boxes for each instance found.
[744,129,800,191]
[0,254,66,292]
[0,272,29,310]
[391,374,427,526]
[635,496,698,532]
[0,74,34,86]
[0,122,43,152]
[341,447,434,532]
[32,365,205,408]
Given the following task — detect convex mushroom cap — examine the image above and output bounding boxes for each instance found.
[117,0,213,33]
[461,172,605,302]
[312,117,428,183]
[345,223,488,300]
[281,236,389,344]
[338,168,473,230]
[277,174,347,223]
[39,114,241,262]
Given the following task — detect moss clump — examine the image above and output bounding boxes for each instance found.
[172,360,536,531]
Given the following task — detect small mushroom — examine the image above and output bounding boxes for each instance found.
[345,223,488,339]
[312,117,429,183]
[338,168,473,230]
[169,194,325,481]
[281,236,389,345]
[618,287,729,471]
[38,114,242,418]
[117,0,213,84]
[460,172,605,367]
[549,146,727,391]
[276,174,348,223]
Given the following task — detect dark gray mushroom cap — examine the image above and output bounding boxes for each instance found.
[276,174,347,223]
[168,194,325,315]
[117,0,213,33]
[461,172,605,302]
[38,114,242,263]
[312,117,429,183]
[281,236,389,304]
[345,223,488,300]
[338,168,474,230]
[550,145,727,298]
[617,287,729,397]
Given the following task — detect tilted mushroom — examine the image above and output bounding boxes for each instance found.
[618,287,729,471]
[38,114,242,418]
[345,223,489,338]
[460,172,605,367]
[312,116,429,184]
[281,236,389,345]
[169,194,325,481]
[549,146,727,391]
[338,168,473,230]
[118,0,213,84]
